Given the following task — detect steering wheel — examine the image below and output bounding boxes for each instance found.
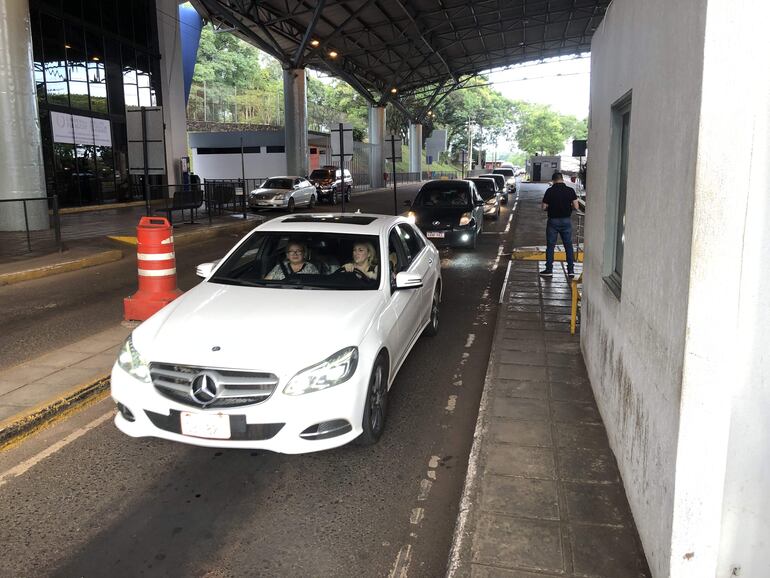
[352,268,369,281]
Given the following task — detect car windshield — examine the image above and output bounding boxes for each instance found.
[263,178,293,189]
[210,232,381,290]
[493,169,513,177]
[309,169,333,179]
[414,186,470,207]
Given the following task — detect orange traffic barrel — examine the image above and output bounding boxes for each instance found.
[123,217,182,321]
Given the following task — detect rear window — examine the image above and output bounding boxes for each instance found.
[493,169,514,177]
[309,169,333,179]
[469,179,496,199]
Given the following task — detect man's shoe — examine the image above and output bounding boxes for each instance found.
[539,269,553,277]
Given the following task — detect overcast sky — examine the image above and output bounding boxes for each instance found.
[487,55,591,119]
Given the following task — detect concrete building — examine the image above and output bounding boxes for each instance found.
[2,0,188,215]
[188,130,330,181]
[583,0,769,576]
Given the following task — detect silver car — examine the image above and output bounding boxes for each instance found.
[249,176,316,212]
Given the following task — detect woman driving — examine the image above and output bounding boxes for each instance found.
[341,241,378,280]
[265,240,319,280]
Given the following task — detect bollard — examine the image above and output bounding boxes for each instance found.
[123,217,182,321]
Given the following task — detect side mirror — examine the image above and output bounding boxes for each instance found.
[196,260,219,278]
[395,271,423,290]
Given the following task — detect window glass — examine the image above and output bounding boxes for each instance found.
[414,185,470,207]
[42,15,69,107]
[118,1,134,42]
[101,0,118,34]
[211,233,381,290]
[86,33,107,113]
[615,110,630,278]
[133,0,149,47]
[397,224,425,263]
[31,10,46,105]
[388,230,408,279]
[95,145,117,203]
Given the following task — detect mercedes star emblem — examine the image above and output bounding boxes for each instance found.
[190,372,219,405]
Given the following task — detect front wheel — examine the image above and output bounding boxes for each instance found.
[357,354,389,445]
[308,194,315,208]
[330,188,338,205]
[345,186,352,202]
[424,287,440,336]
[287,198,296,213]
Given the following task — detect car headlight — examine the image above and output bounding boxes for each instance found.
[283,346,359,396]
[117,335,151,383]
[273,193,285,200]
[407,211,417,224]
[459,212,473,226]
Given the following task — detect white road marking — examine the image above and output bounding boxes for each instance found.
[429,455,441,468]
[499,260,513,304]
[389,544,413,578]
[410,508,424,525]
[445,395,458,413]
[427,470,436,480]
[417,479,433,501]
[0,411,112,488]
[453,380,463,387]
[464,334,475,348]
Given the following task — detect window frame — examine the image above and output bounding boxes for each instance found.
[603,91,632,299]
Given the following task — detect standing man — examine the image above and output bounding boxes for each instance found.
[540,172,579,278]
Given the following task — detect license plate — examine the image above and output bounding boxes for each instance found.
[426,231,445,239]
[180,411,231,439]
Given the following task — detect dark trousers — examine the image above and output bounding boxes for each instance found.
[545,217,574,273]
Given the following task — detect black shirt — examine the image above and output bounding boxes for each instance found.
[542,183,577,219]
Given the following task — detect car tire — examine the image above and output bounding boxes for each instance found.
[424,287,440,337]
[357,353,389,446]
[345,186,352,202]
[308,194,315,208]
[287,198,295,213]
[331,188,338,205]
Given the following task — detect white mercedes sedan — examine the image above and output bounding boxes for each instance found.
[111,214,442,454]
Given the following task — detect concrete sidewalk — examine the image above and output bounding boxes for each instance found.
[447,185,650,577]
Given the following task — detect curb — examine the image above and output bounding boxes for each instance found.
[0,249,124,286]
[173,218,260,247]
[0,375,111,451]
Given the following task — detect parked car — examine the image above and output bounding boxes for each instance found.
[405,179,485,249]
[466,177,501,220]
[478,173,508,204]
[111,213,441,453]
[492,167,517,194]
[249,176,316,212]
[308,166,353,204]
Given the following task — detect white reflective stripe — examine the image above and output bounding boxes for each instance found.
[161,236,174,245]
[137,268,177,277]
[137,252,175,261]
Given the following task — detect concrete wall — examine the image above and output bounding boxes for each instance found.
[586,0,770,576]
[191,150,287,180]
[583,1,706,575]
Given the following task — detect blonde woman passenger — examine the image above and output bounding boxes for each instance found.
[265,240,318,280]
[341,241,378,280]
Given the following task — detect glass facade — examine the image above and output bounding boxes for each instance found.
[30,0,161,207]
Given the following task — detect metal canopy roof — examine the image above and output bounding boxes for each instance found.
[190,0,610,118]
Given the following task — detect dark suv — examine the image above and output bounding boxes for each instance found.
[308,166,353,204]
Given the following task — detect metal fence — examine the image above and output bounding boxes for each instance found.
[0,196,62,256]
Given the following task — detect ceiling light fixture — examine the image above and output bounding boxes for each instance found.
[310,39,320,47]
[328,50,338,58]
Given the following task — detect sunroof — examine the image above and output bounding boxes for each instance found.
[282,215,377,225]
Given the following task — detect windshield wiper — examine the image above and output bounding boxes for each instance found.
[209,276,268,287]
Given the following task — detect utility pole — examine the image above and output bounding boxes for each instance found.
[467,116,473,174]
[477,122,483,170]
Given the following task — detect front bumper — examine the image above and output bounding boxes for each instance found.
[420,225,476,247]
[110,362,368,454]
[249,197,287,209]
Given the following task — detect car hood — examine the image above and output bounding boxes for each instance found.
[413,205,472,226]
[251,187,291,196]
[310,178,334,185]
[132,282,384,375]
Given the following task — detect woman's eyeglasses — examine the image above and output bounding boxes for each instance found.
[287,249,304,255]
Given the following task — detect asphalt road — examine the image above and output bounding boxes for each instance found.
[0,184,518,578]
